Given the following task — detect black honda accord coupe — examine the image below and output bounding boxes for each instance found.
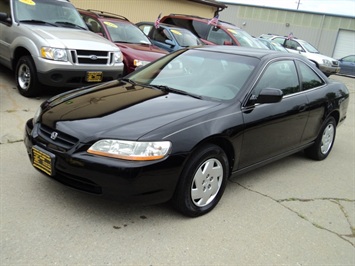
[24,46,349,217]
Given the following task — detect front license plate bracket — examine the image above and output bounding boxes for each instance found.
[32,146,55,176]
[86,71,103,82]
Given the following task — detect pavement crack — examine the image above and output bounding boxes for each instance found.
[0,138,24,144]
[235,182,355,248]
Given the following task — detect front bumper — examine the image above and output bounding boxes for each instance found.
[34,56,124,88]
[24,119,184,204]
[37,68,123,88]
[319,64,340,76]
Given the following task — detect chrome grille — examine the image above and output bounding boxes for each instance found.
[38,125,78,151]
[70,50,114,65]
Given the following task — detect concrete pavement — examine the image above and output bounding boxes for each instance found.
[1,65,354,265]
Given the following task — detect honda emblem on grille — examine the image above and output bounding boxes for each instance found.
[50,132,58,140]
[90,55,98,60]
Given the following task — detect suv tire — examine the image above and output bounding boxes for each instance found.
[15,56,41,97]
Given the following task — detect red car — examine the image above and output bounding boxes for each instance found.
[79,9,168,75]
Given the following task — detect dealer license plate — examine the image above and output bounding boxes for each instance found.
[32,146,55,176]
[86,71,103,82]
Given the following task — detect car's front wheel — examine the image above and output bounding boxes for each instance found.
[305,116,336,160]
[172,144,229,217]
[15,55,41,97]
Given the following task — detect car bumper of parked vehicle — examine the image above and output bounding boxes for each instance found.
[37,68,123,88]
[24,119,183,204]
[34,57,124,88]
[319,65,340,76]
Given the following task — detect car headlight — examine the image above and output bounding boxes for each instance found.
[322,59,332,66]
[41,47,68,61]
[133,59,151,67]
[113,51,123,63]
[32,106,42,124]
[88,140,172,161]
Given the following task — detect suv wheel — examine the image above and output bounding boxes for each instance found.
[15,56,41,97]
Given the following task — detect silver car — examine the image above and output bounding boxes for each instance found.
[0,0,124,97]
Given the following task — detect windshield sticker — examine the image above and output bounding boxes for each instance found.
[227,29,237,34]
[104,21,118,28]
[171,29,182,35]
[19,0,36,5]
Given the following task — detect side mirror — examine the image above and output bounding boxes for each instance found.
[256,88,283,104]
[297,46,303,52]
[86,22,94,31]
[0,12,11,24]
[165,39,175,47]
[223,40,233,45]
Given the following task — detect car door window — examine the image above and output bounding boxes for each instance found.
[152,28,171,43]
[138,24,153,36]
[0,0,10,15]
[343,55,355,63]
[82,15,105,37]
[297,61,325,90]
[284,39,302,51]
[164,18,209,39]
[253,60,300,96]
[190,20,209,38]
[272,37,286,46]
[207,27,232,45]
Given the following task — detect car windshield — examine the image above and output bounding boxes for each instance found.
[14,0,87,28]
[299,40,319,53]
[105,20,151,44]
[271,41,288,52]
[170,28,202,47]
[128,49,259,101]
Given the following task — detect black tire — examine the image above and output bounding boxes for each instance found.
[15,55,41,97]
[172,144,229,217]
[305,116,336,160]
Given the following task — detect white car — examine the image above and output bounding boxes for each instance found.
[260,35,340,77]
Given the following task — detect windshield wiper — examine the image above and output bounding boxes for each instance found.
[149,84,202,99]
[19,20,58,27]
[121,78,138,85]
[55,21,86,30]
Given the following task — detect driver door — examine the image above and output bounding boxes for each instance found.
[239,59,309,168]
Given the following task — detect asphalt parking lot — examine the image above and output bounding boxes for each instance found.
[1,64,354,265]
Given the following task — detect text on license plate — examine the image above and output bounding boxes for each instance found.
[32,146,54,176]
[86,71,103,82]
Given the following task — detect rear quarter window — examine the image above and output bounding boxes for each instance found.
[298,61,325,90]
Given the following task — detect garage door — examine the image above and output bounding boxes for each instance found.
[333,29,355,59]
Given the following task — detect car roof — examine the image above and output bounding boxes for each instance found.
[192,45,304,59]
[78,9,130,22]
[162,14,240,29]
[137,21,191,31]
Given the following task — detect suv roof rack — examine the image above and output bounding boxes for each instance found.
[167,13,236,26]
[85,9,130,21]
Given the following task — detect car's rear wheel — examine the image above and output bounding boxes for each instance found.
[305,116,336,160]
[172,144,229,217]
[15,55,41,97]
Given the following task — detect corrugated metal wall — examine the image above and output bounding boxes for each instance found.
[70,0,216,23]
[219,4,355,57]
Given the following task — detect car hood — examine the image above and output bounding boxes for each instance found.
[26,25,119,51]
[116,43,168,61]
[41,81,220,141]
